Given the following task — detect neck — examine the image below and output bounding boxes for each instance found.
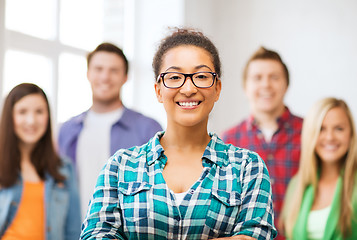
[320,162,341,182]
[252,105,285,130]
[91,98,123,113]
[19,142,34,159]
[20,148,41,182]
[162,122,210,151]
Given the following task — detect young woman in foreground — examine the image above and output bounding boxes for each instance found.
[81,28,276,240]
[280,97,357,239]
[0,83,81,239]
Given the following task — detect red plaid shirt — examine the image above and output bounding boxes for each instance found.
[222,107,302,239]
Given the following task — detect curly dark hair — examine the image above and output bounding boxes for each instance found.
[152,27,221,80]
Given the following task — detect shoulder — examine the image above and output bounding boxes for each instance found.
[109,141,150,167]
[109,132,162,168]
[225,144,270,185]
[351,174,357,203]
[213,134,264,168]
[59,111,86,132]
[290,113,303,125]
[285,175,299,199]
[228,144,264,167]
[287,175,298,187]
[286,112,303,134]
[96,143,152,186]
[285,108,303,124]
[58,157,76,180]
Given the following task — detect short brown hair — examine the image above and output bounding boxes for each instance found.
[243,46,289,87]
[87,42,129,75]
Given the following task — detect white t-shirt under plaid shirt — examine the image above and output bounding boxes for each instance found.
[80,132,277,240]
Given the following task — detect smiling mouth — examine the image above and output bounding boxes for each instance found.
[98,85,112,90]
[177,101,200,107]
[259,93,274,98]
[322,144,339,151]
[23,128,39,134]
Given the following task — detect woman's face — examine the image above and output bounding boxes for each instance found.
[315,107,352,166]
[13,94,49,148]
[155,45,221,128]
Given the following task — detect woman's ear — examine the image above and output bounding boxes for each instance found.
[154,82,163,103]
[215,79,222,102]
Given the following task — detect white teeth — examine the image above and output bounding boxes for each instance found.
[323,144,338,150]
[260,94,273,98]
[179,102,199,107]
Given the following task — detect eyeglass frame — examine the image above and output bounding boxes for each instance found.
[156,71,218,89]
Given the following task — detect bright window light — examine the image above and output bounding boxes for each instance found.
[60,0,104,50]
[58,53,91,123]
[5,0,57,40]
[3,50,53,98]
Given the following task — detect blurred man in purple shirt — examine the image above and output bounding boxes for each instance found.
[58,43,162,218]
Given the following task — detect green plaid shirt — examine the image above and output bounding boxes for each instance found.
[80,132,277,240]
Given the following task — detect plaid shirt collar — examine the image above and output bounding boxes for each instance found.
[247,106,293,131]
[146,131,228,168]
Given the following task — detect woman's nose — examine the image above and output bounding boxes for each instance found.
[325,129,335,140]
[25,113,36,125]
[180,77,198,95]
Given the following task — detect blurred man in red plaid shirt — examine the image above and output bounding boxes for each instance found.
[222,47,303,240]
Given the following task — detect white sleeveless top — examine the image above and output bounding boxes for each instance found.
[307,205,331,240]
[174,190,189,205]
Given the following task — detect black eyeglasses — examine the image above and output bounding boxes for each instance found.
[157,71,217,89]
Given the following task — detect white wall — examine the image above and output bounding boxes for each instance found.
[0,0,5,98]
[4,0,356,134]
[125,0,185,129]
[184,0,357,135]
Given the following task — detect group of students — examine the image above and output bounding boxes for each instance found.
[0,27,356,240]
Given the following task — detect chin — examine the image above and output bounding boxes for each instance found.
[177,118,208,128]
[259,106,280,114]
[321,157,343,164]
[21,140,40,147]
[96,97,119,104]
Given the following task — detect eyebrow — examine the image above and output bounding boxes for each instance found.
[164,64,213,72]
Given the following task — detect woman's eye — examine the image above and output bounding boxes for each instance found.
[36,109,45,114]
[165,73,183,81]
[336,127,344,131]
[195,74,208,79]
[18,109,27,115]
[169,75,181,80]
[252,76,261,81]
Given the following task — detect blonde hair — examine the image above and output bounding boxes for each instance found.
[281,97,357,238]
